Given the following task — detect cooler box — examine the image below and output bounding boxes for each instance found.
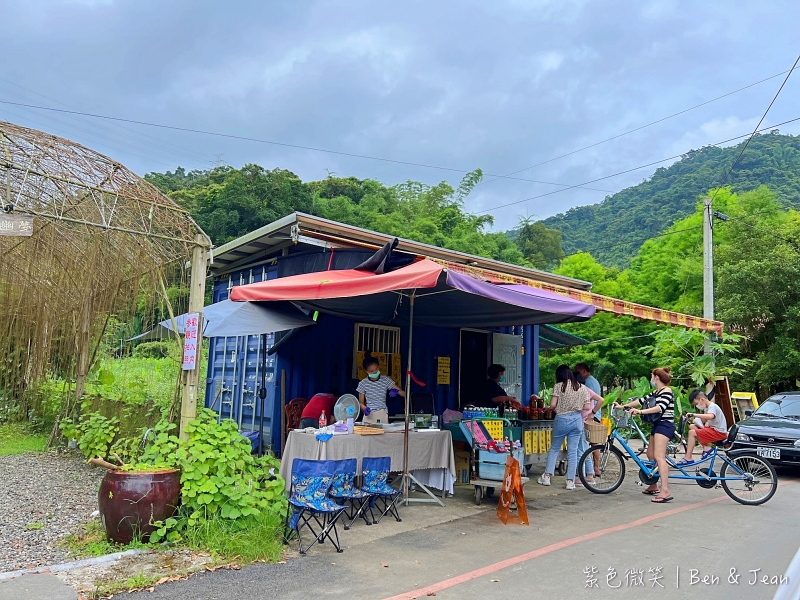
[476,448,525,481]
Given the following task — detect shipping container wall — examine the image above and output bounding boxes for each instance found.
[204,265,279,452]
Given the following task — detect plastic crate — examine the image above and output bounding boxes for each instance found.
[476,448,525,481]
[524,429,537,454]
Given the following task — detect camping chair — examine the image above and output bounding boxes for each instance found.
[284,459,347,555]
[285,397,308,437]
[360,456,402,525]
[328,458,372,530]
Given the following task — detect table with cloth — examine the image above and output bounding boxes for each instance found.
[279,430,456,496]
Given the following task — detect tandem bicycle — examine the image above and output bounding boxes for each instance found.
[577,408,778,505]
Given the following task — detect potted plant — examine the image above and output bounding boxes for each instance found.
[88,421,182,544]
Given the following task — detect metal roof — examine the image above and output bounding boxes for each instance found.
[210,212,593,291]
[539,325,589,350]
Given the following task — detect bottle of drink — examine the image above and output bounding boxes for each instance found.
[319,411,326,429]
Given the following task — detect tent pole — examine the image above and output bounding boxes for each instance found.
[402,292,415,502]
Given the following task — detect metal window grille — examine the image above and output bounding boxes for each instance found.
[352,323,401,378]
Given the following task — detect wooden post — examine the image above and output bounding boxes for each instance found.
[179,235,209,441]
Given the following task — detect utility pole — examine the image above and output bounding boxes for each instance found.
[703,197,714,356]
[180,234,209,441]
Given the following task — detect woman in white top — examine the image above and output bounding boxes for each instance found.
[538,364,604,490]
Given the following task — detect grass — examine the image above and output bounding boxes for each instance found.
[182,511,285,564]
[24,522,45,530]
[0,423,49,455]
[92,571,162,599]
[59,520,151,559]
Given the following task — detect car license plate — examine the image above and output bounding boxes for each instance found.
[757,447,780,460]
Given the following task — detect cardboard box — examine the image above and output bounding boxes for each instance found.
[455,451,471,485]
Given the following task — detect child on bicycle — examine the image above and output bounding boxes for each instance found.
[678,389,728,464]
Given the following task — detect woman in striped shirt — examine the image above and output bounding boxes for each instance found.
[616,367,675,503]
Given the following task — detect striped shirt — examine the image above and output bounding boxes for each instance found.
[356,375,396,412]
[644,388,674,421]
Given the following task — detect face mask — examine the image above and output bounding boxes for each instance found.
[368,371,380,380]
[650,379,657,388]
[499,375,505,383]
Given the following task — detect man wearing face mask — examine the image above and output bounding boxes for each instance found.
[357,352,405,424]
[485,364,521,417]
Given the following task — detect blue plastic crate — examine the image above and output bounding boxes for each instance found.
[476,448,524,481]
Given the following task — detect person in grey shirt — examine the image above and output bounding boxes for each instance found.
[575,364,601,421]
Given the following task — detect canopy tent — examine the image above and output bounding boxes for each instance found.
[129,299,314,341]
[539,325,589,350]
[230,259,595,327]
[231,248,595,503]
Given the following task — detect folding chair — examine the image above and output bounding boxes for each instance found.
[328,458,372,530]
[361,456,402,525]
[284,459,347,555]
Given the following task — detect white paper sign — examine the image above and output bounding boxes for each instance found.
[182,313,200,371]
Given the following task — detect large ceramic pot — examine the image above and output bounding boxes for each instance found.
[98,469,181,543]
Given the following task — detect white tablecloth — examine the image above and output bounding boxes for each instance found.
[279,430,456,495]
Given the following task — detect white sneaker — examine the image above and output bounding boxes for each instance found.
[537,474,551,486]
[565,480,576,490]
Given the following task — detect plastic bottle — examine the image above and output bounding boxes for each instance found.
[319,411,326,429]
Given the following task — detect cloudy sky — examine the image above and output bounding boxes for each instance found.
[2,0,798,230]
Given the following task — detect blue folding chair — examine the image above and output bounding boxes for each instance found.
[328,458,372,530]
[361,456,402,525]
[284,459,347,555]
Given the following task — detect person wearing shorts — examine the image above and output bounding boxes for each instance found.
[678,390,728,464]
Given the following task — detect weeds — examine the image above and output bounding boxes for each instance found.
[182,510,284,564]
[58,520,151,559]
[0,423,48,455]
[91,571,162,599]
[24,522,44,530]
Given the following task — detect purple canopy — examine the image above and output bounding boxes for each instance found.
[280,267,595,328]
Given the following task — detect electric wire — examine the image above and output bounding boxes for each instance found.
[477,115,800,215]
[481,68,795,186]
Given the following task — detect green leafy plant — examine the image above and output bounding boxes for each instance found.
[640,328,754,387]
[62,412,120,460]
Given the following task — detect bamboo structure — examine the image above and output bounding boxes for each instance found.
[0,121,209,422]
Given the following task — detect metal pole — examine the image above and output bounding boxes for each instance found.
[258,333,267,456]
[703,196,714,356]
[402,292,415,502]
[179,234,208,442]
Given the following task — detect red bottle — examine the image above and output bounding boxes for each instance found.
[319,411,327,429]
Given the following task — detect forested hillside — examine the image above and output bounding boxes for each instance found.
[145,167,565,270]
[542,131,800,266]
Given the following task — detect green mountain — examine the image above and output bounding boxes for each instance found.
[542,131,800,267]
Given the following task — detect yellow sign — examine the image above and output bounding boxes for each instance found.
[437,356,451,385]
[392,353,402,382]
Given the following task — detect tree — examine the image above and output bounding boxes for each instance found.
[514,218,565,270]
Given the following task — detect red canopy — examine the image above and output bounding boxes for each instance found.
[230,259,443,302]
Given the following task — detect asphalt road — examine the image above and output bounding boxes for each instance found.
[130,467,800,600]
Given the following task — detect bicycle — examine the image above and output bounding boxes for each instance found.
[578,408,778,505]
[615,409,688,457]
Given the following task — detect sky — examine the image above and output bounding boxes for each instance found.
[2,0,799,231]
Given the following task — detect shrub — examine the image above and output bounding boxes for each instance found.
[133,342,174,359]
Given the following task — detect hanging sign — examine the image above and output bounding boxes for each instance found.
[0,214,34,237]
[496,454,529,525]
[182,313,200,370]
[437,356,451,385]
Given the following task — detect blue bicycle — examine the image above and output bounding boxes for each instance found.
[578,408,778,505]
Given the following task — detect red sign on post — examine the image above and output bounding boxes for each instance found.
[182,313,200,371]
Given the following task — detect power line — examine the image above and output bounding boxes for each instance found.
[0,97,612,194]
[715,212,800,252]
[480,68,794,186]
[477,115,800,214]
[713,55,800,201]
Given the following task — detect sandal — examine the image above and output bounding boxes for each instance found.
[651,496,674,503]
[642,489,659,495]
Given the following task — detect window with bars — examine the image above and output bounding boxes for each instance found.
[352,323,401,379]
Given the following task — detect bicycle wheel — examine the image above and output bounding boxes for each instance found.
[578,444,625,494]
[720,454,778,506]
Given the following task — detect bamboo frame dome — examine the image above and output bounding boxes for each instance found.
[0,121,209,412]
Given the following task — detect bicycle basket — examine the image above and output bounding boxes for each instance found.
[612,408,629,428]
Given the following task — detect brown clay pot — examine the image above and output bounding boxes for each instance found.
[98,469,181,543]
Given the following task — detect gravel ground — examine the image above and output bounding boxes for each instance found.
[0,451,104,573]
